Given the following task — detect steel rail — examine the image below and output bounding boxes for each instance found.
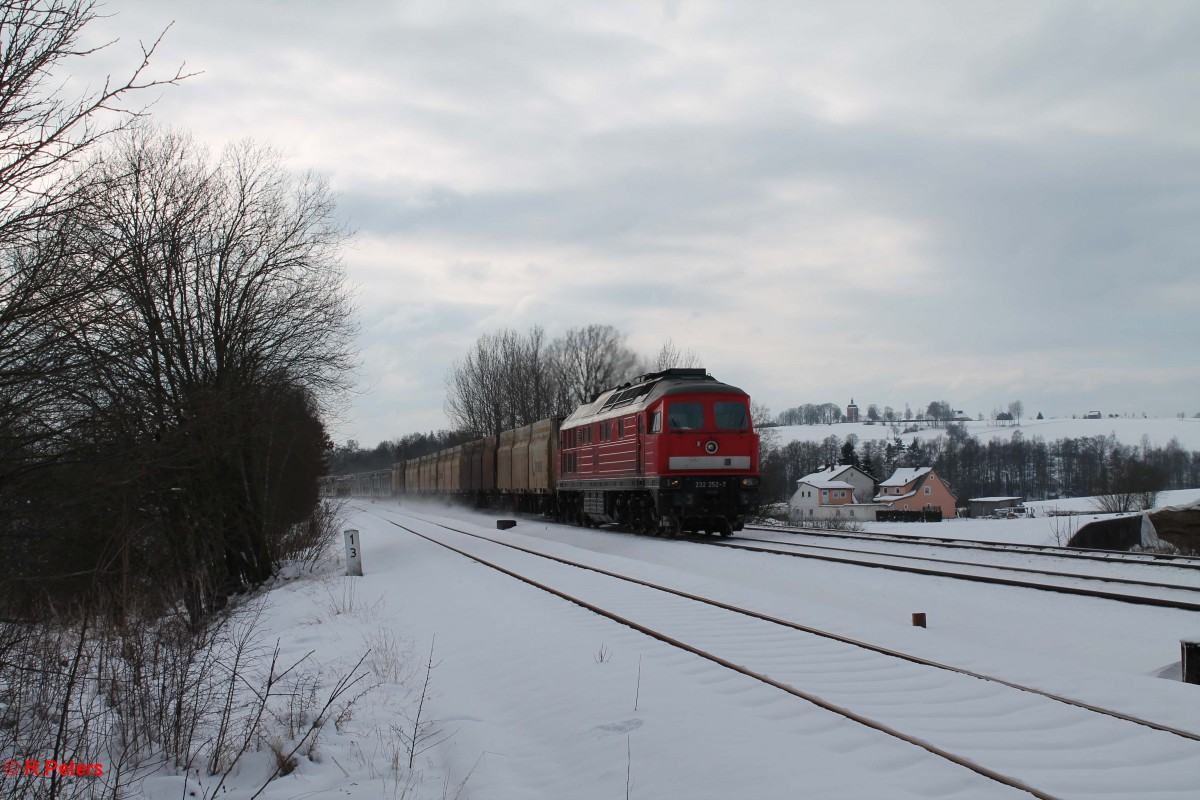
[722,535,1200,595]
[367,506,1200,745]
[745,524,1200,568]
[376,512,1065,800]
[698,537,1200,611]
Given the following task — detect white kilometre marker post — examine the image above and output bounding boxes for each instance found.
[344,529,363,576]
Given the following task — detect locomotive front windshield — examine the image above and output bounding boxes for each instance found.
[667,402,705,431]
[714,401,749,430]
[665,399,750,431]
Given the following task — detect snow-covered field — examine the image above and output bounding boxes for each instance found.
[859,487,1200,546]
[770,415,1200,451]
[148,497,1200,799]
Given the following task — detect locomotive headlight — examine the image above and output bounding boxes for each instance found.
[666,478,682,488]
[740,477,760,487]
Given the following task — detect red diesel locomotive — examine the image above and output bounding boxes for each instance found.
[555,368,760,536]
[324,368,761,537]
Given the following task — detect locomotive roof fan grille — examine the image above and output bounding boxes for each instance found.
[598,367,713,412]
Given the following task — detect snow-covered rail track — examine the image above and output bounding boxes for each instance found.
[745,524,1200,568]
[365,507,1200,800]
[698,536,1200,611]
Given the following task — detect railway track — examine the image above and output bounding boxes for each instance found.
[745,523,1200,568]
[698,534,1200,611]
[361,504,1200,800]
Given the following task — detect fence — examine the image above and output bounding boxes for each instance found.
[877,509,943,523]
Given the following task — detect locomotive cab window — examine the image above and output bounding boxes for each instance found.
[668,402,704,431]
[714,401,749,430]
[650,411,661,433]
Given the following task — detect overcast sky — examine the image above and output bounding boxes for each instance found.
[82,1,1200,445]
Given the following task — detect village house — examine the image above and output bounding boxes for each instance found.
[873,467,958,519]
[788,464,885,522]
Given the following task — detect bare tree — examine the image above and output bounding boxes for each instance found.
[41,126,357,620]
[445,330,512,439]
[444,326,562,438]
[1008,400,1024,426]
[0,0,185,456]
[751,401,777,467]
[925,400,954,427]
[0,1,187,605]
[0,1,188,239]
[550,324,639,405]
[653,337,700,371]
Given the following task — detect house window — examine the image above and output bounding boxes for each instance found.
[924,486,931,495]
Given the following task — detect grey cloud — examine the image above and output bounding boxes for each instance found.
[80,2,1200,442]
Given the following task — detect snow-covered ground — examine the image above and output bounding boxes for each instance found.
[770,415,1200,451]
[145,496,1200,800]
[856,487,1200,546]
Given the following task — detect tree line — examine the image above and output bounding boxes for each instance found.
[759,425,1198,509]
[0,2,356,624]
[775,399,1031,427]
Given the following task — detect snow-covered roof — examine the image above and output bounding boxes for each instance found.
[801,479,855,490]
[799,464,862,484]
[875,490,917,503]
[879,467,932,487]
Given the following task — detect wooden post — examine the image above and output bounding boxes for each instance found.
[344,529,363,577]
[912,612,927,628]
[1183,639,1200,685]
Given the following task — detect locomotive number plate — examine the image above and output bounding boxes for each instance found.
[694,481,725,489]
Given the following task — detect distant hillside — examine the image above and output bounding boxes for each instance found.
[770,416,1200,451]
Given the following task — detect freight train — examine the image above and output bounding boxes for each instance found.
[322,368,761,536]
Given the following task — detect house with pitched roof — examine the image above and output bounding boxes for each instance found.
[873,467,957,519]
[788,464,885,522]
